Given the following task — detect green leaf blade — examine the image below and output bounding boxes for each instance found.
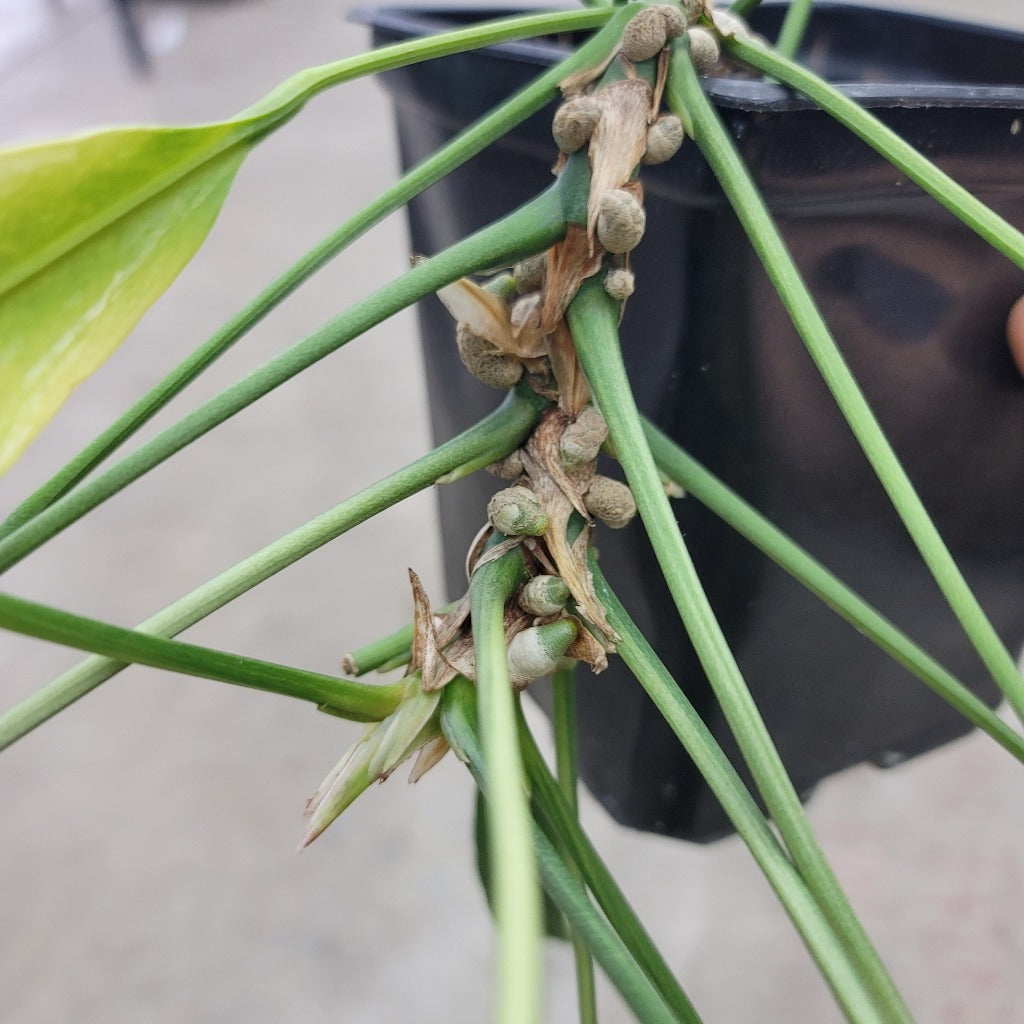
[0,138,247,472]
[0,123,245,296]
[0,5,615,476]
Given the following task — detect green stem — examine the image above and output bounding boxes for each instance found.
[0,190,564,576]
[724,35,1024,272]
[237,8,618,124]
[641,420,1024,765]
[0,592,402,722]
[469,547,541,1024]
[351,637,408,677]
[373,651,415,675]
[519,709,703,1024]
[0,7,622,307]
[775,0,813,59]
[668,48,1024,726]
[590,570,888,1024]
[530,829,674,1024]
[0,387,544,751]
[343,601,459,676]
[551,664,599,1024]
[442,679,681,1024]
[0,5,639,542]
[552,666,580,816]
[568,278,911,1023]
[728,0,763,16]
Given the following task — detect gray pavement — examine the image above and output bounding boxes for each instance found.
[1,1,1023,1021]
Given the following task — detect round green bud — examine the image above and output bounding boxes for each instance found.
[487,485,549,537]
[519,575,571,617]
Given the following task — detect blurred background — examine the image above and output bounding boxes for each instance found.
[1,1,1022,1021]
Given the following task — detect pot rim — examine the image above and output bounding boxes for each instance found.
[353,2,1024,111]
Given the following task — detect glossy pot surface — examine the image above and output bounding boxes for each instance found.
[363,3,1024,839]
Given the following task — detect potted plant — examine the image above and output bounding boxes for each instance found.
[364,0,1024,840]
[0,2,1022,1021]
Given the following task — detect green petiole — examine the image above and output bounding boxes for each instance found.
[442,679,684,1024]
[724,34,1024,273]
[591,568,889,1024]
[669,44,1024,726]
[774,0,814,59]
[0,190,565,576]
[568,274,911,1023]
[468,546,541,1024]
[0,4,640,541]
[550,664,599,1024]
[0,592,403,723]
[0,387,544,751]
[519,707,703,1024]
[641,420,1024,765]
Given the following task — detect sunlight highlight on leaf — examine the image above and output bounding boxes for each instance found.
[0,131,246,472]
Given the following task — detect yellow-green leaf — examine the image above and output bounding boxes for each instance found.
[0,129,247,473]
[0,6,615,475]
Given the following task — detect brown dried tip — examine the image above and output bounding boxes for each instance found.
[456,322,523,390]
[585,79,652,244]
[552,95,602,154]
[620,5,670,63]
[585,476,637,529]
[643,114,685,165]
[597,189,646,255]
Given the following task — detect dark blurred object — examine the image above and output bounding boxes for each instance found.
[111,0,148,71]
[361,2,1024,840]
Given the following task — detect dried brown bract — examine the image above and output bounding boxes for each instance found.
[586,78,653,244]
[521,411,618,644]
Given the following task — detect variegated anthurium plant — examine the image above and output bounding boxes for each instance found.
[1,1,1023,1021]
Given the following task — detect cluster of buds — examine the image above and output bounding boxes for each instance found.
[439,3,748,400]
[302,2,759,847]
[487,404,636,534]
[488,472,636,534]
[302,555,593,848]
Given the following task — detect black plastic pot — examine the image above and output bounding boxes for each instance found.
[362,2,1024,840]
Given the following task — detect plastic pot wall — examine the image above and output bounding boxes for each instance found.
[362,2,1024,840]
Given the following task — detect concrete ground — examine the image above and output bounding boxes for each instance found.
[1,1,1022,1021]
